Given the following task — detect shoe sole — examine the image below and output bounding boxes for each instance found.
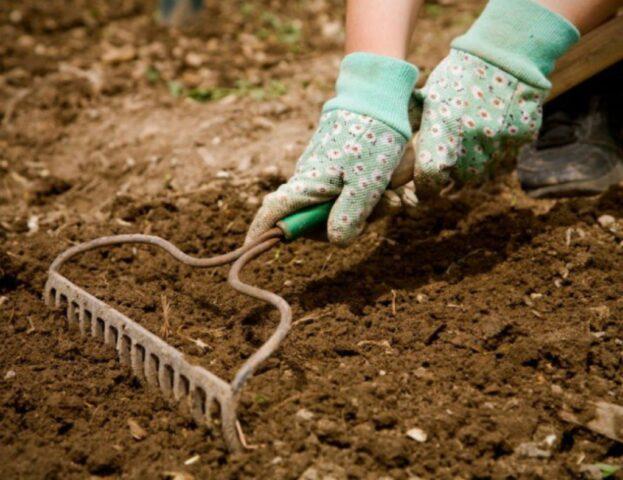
[525,161,623,199]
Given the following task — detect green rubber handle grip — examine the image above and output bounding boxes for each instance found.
[276,201,334,241]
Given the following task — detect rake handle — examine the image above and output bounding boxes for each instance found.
[277,201,334,241]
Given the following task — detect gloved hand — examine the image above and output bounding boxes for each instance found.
[246,53,419,245]
[412,0,579,198]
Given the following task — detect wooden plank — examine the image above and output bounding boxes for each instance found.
[549,15,623,100]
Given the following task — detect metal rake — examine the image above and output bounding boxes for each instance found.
[44,202,332,452]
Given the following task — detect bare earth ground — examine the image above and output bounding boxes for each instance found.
[1,1,623,479]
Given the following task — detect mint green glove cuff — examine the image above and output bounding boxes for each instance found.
[452,0,579,89]
[322,52,419,140]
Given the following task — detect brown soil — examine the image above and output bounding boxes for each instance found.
[2,1,623,479]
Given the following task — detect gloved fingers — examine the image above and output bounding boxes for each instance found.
[389,136,417,189]
[327,181,385,246]
[411,101,460,200]
[452,131,496,183]
[245,176,340,244]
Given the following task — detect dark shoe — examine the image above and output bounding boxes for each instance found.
[518,64,623,198]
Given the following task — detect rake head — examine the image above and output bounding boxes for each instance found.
[44,232,287,452]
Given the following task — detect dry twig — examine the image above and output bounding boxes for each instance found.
[160,294,172,339]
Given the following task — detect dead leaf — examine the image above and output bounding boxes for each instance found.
[560,400,623,442]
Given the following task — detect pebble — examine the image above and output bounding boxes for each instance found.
[9,10,23,23]
[262,165,280,177]
[544,434,557,447]
[295,408,314,421]
[298,462,346,480]
[127,418,147,441]
[406,427,427,442]
[416,293,429,304]
[598,214,615,228]
[246,196,260,206]
[102,45,137,64]
[184,52,203,68]
[514,441,550,458]
[4,370,16,380]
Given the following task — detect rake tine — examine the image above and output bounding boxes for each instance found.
[131,342,146,379]
[173,371,189,400]
[158,363,174,398]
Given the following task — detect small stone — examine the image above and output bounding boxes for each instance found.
[27,215,39,235]
[251,116,275,130]
[544,434,557,447]
[262,165,280,177]
[415,293,429,304]
[102,45,137,64]
[9,10,23,23]
[413,367,432,380]
[283,280,293,287]
[298,462,346,480]
[515,441,550,458]
[296,408,314,421]
[4,370,16,380]
[17,35,35,48]
[127,418,147,441]
[215,170,230,179]
[598,214,615,228]
[406,427,427,442]
[184,52,203,68]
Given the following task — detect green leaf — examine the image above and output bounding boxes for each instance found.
[145,66,160,84]
[187,86,232,102]
[594,463,621,478]
[168,81,184,98]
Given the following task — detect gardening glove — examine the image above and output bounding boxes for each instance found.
[412,0,579,199]
[246,52,419,245]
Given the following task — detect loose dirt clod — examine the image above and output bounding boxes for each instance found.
[127,418,147,441]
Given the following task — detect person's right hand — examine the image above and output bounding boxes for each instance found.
[246,53,419,246]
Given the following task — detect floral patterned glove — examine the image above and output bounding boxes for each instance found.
[412,0,579,198]
[247,53,419,245]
